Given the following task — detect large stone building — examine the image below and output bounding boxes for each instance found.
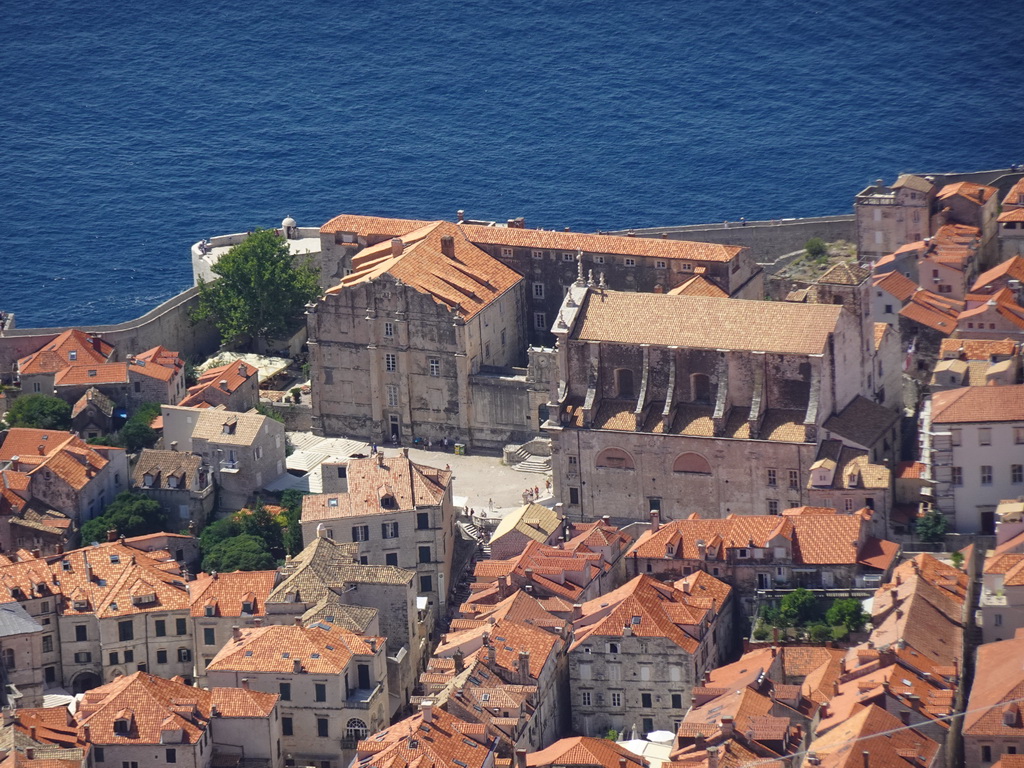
[299,450,456,611]
[855,174,936,263]
[544,281,898,522]
[308,214,761,449]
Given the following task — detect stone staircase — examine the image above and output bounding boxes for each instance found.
[459,521,491,557]
[514,455,552,474]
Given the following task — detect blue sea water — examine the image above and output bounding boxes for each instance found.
[2,0,1021,328]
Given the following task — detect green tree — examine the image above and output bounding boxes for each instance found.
[201,534,276,572]
[808,623,833,643]
[192,228,320,346]
[950,550,964,569]
[916,508,948,543]
[80,491,167,544]
[826,598,869,633]
[119,402,161,453]
[3,394,72,430]
[280,489,307,556]
[805,238,828,260]
[779,588,819,627]
[199,516,242,553]
[240,502,283,555]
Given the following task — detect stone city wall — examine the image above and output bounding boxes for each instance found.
[0,287,221,380]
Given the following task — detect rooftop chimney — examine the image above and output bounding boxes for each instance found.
[457,210,465,223]
[232,625,241,640]
[515,749,527,768]
[401,447,409,458]
[292,659,302,674]
[863,750,870,768]
[707,745,719,768]
[650,509,661,534]
[170,441,178,451]
[420,700,433,723]
[294,616,303,626]
[220,380,228,390]
[241,678,249,690]
[720,716,735,737]
[391,238,404,257]
[572,603,583,621]
[440,235,456,259]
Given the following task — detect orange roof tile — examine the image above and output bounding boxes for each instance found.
[972,256,1024,292]
[964,631,1024,737]
[17,330,114,377]
[356,706,494,768]
[53,363,128,387]
[899,289,962,334]
[206,623,381,675]
[937,181,997,204]
[1000,207,1024,223]
[872,270,918,302]
[938,337,1018,360]
[320,213,432,237]
[807,704,939,768]
[179,358,256,407]
[188,570,278,617]
[331,221,524,320]
[572,290,843,355]
[931,384,1024,424]
[527,737,647,767]
[667,275,729,298]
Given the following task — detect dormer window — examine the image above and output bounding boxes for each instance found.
[62,561,72,572]
[167,475,179,489]
[73,599,89,611]
[205,605,216,617]
[69,350,77,361]
[143,473,154,488]
[110,554,120,564]
[114,718,131,735]
[380,494,396,510]
[242,601,254,614]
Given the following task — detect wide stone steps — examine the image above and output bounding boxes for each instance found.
[514,456,551,474]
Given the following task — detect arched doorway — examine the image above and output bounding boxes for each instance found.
[71,671,102,694]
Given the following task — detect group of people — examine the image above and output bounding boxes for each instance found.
[521,478,552,504]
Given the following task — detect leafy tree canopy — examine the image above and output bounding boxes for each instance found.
[120,402,161,453]
[240,503,283,554]
[201,534,276,573]
[192,228,320,346]
[779,588,820,626]
[4,394,72,430]
[81,491,167,544]
[826,598,869,633]
[199,516,242,553]
[916,508,948,543]
[280,489,307,556]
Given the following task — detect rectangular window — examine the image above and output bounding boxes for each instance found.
[951,466,963,486]
[951,429,962,447]
[532,250,544,260]
[42,634,53,653]
[767,469,777,487]
[155,620,166,637]
[562,252,575,262]
[581,691,592,706]
[534,312,547,330]
[352,525,370,542]
[109,652,119,665]
[501,329,506,347]
[75,625,87,642]
[94,747,104,762]
[176,618,187,635]
[979,427,992,446]
[118,620,133,642]
[124,650,133,663]
[656,260,667,269]
[1013,465,1023,484]
[381,521,399,539]
[595,255,606,265]
[532,282,545,299]
[641,692,652,708]
[416,512,430,530]
[279,682,291,701]
[317,718,329,738]
[420,575,433,593]
[624,258,636,267]
[74,652,91,663]
[315,683,327,702]
[611,692,622,707]
[995,614,1003,626]
[386,553,398,566]
[788,469,799,489]
[767,499,779,515]
[1015,427,1024,444]
[384,321,394,338]
[418,545,431,563]
[203,628,216,646]
[156,650,168,664]
[672,693,683,708]
[384,353,397,372]
[982,465,993,485]
[844,498,854,511]
[429,358,440,377]
[386,384,399,408]
[569,486,580,505]
[282,717,293,736]
[45,666,56,683]
[983,746,992,762]
[166,749,176,764]
[501,247,513,257]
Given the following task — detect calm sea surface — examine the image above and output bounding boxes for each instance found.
[2,0,1021,327]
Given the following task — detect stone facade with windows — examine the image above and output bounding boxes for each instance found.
[299,451,455,613]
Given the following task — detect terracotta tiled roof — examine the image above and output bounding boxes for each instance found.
[1000,207,1024,223]
[356,706,494,768]
[939,337,1018,360]
[0,429,114,492]
[931,384,1024,423]
[527,737,647,767]
[873,270,918,302]
[823,396,898,449]
[301,454,450,523]
[206,622,381,675]
[892,174,934,193]
[190,408,273,445]
[134,345,184,373]
[899,289,962,334]
[819,262,869,286]
[964,630,1024,737]
[667,275,729,298]
[76,672,276,746]
[1003,178,1024,209]
[460,222,745,263]
[179,359,256,407]
[320,213,432,237]
[132,449,204,492]
[332,221,524,320]
[488,503,563,547]
[53,363,129,387]
[17,330,113,377]
[937,181,997,204]
[188,570,278,617]
[571,290,843,355]
[895,461,927,480]
[806,704,938,768]
[572,575,720,654]
[857,537,901,571]
[972,256,1024,292]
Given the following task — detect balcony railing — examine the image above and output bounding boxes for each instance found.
[345,683,381,709]
[219,459,240,473]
